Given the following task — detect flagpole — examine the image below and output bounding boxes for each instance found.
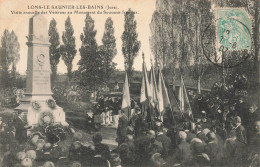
[177,72,185,119]
[181,75,193,117]
[180,74,194,131]
[162,73,177,123]
[128,107,130,121]
[121,72,131,121]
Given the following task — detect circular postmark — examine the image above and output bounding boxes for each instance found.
[202,10,252,68]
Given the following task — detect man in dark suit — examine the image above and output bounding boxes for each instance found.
[117,110,128,145]
[235,96,248,126]
[249,121,260,154]
[13,110,31,144]
[174,131,192,165]
[224,130,246,166]
[132,108,145,138]
[246,103,260,144]
[232,116,247,145]
[205,131,222,166]
[92,133,111,166]
[155,128,171,158]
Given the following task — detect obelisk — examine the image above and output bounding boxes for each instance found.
[16,14,68,126]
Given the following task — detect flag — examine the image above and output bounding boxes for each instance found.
[157,70,164,113]
[149,65,158,107]
[178,75,192,116]
[179,75,184,112]
[140,59,152,103]
[167,81,182,113]
[157,69,171,112]
[160,70,171,109]
[121,73,131,111]
[140,76,146,103]
[172,77,176,93]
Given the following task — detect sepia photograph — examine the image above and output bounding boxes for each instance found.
[0,0,259,166]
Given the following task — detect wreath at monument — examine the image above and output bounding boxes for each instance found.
[46,99,56,109]
[32,101,41,111]
[39,111,54,126]
[45,125,66,144]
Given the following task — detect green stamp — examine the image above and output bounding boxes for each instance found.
[216,8,251,51]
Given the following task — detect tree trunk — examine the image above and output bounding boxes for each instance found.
[197,76,201,95]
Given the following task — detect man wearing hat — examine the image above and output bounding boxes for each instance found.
[155,128,171,158]
[132,107,145,138]
[13,110,31,144]
[92,132,111,163]
[235,96,248,126]
[190,140,210,167]
[154,118,163,132]
[245,103,260,144]
[113,98,120,128]
[117,110,128,145]
[200,111,211,130]
[224,102,237,133]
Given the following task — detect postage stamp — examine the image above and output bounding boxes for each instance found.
[216,8,251,51]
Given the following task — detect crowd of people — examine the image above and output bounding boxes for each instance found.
[1,94,260,167]
[90,94,260,167]
[113,95,260,167]
[92,95,135,128]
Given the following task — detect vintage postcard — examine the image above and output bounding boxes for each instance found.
[0,0,259,167]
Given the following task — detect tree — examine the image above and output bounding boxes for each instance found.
[60,16,77,81]
[9,31,20,80]
[121,9,141,81]
[48,18,61,83]
[101,17,117,83]
[150,0,189,81]
[186,0,213,94]
[78,13,102,91]
[0,29,20,88]
[150,0,213,93]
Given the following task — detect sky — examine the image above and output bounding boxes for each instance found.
[0,0,156,75]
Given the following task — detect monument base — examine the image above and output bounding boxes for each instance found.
[15,95,68,127]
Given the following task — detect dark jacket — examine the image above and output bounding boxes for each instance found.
[197,131,207,142]
[235,102,248,125]
[191,153,210,167]
[175,140,192,164]
[245,109,260,138]
[13,116,28,144]
[156,133,171,158]
[117,114,128,138]
[205,141,221,166]
[224,138,246,166]
[93,143,111,160]
[133,114,145,137]
[235,124,247,145]
[249,132,260,154]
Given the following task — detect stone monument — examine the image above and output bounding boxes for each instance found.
[15,14,68,126]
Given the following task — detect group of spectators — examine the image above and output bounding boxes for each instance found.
[93,95,135,128]
[113,95,260,167]
[1,94,260,167]
[94,95,122,127]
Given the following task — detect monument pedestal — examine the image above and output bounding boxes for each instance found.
[15,14,68,127]
[16,95,67,126]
